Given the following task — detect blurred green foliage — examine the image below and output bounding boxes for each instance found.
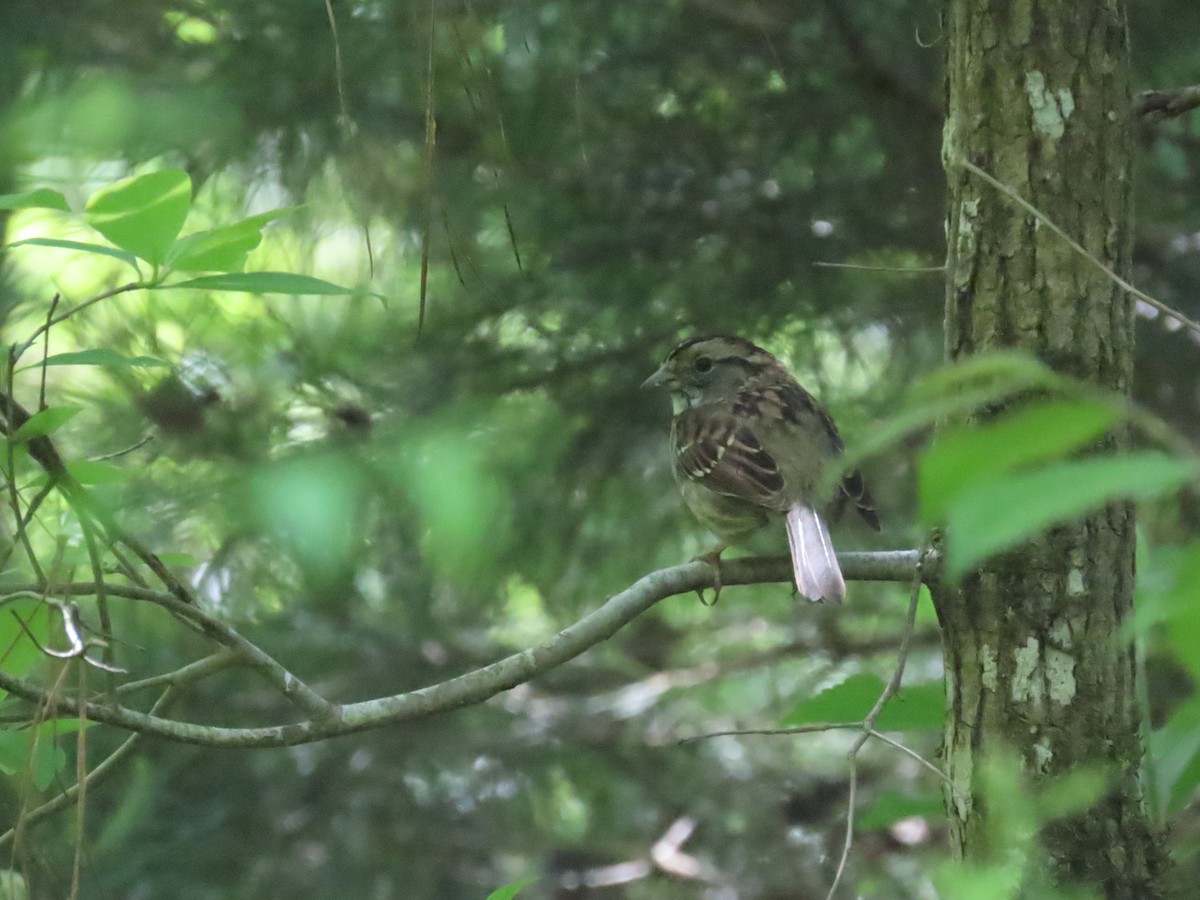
[0,1,1198,898]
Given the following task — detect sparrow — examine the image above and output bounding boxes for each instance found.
[642,335,879,602]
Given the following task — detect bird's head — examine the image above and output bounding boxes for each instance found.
[641,335,779,412]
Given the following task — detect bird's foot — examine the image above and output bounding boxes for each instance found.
[693,544,727,606]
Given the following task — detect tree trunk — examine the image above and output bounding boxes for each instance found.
[938,0,1170,895]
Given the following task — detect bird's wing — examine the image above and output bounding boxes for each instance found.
[672,406,786,507]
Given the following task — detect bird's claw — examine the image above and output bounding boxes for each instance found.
[693,545,726,606]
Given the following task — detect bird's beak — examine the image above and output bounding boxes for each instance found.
[640,365,672,390]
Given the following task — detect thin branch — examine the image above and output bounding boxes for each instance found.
[1135,85,1200,120]
[3,582,334,718]
[814,261,944,274]
[13,282,145,362]
[826,551,926,899]
[115,652,238,696]
[0,550,930,749]
[958,158,1200,336]
[39,294,60,411]
[89,435,153,462]
[866,729,947,783]
[827,767,858,900]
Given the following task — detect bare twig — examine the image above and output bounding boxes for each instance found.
[958,159,1200,336]
[71,661,86,900]
[825,549,926,900]
[13,282,145,362]
[814,261,944,273]
[4,349,46,582]
[89,435,153,461]
[1135,85,1200,120]
[416,0,436,340]
[39,294,60,411]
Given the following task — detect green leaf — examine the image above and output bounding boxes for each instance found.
[84,168,192,265]
[0,732,27,776]
[6,237,142,273]
[29,349,170,370]
[1148,698,1200,815]
[873,680,945,732]
[1033,767,1107,820]
[29,731,66,791]
[910,351,1060,403]
[947,453,1200,577]
[68,461,127,485]
[165,208,298,273]
[166,271,372,296]
[0,188,70,211]
[859,789,945,830]
[920,399,1122,522]
[485,879,536,900]
[12,406,81,442]
[781,673,884,726]
[784,675,945,732]
[0,596,48,681]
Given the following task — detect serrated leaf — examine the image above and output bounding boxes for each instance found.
[166,209,297,273]
[947,453,1200,577]
[873,680,945,731]
[6,237,142,273]
[858,789,945,830]
[166,271,371,296]
[27,349,169,370]
[486,879,536,900]
[12,406,81,442]
[781,673,884,726]
[921,399,1122,523]
[0,188,70,211]
[84,168,192,265]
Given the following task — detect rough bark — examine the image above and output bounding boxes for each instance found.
[939,0,1170,896]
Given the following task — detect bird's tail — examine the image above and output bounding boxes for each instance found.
[785,505,845,603]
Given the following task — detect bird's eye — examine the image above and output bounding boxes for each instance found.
[693,356,713,373]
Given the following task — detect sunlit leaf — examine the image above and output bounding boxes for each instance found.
[921,398,1122,522]
[250,454,367,586]
[486,879,536,900]
[165,208,298,273]
[31,349,170,370]
[399,431,509,583]
[0,188,70,211]
[166,272,372,296]
[6,237,142,272]
[84,168,192,265]
[68,461,127,485]
[11,406,81,442]
[947,453,1200,577]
